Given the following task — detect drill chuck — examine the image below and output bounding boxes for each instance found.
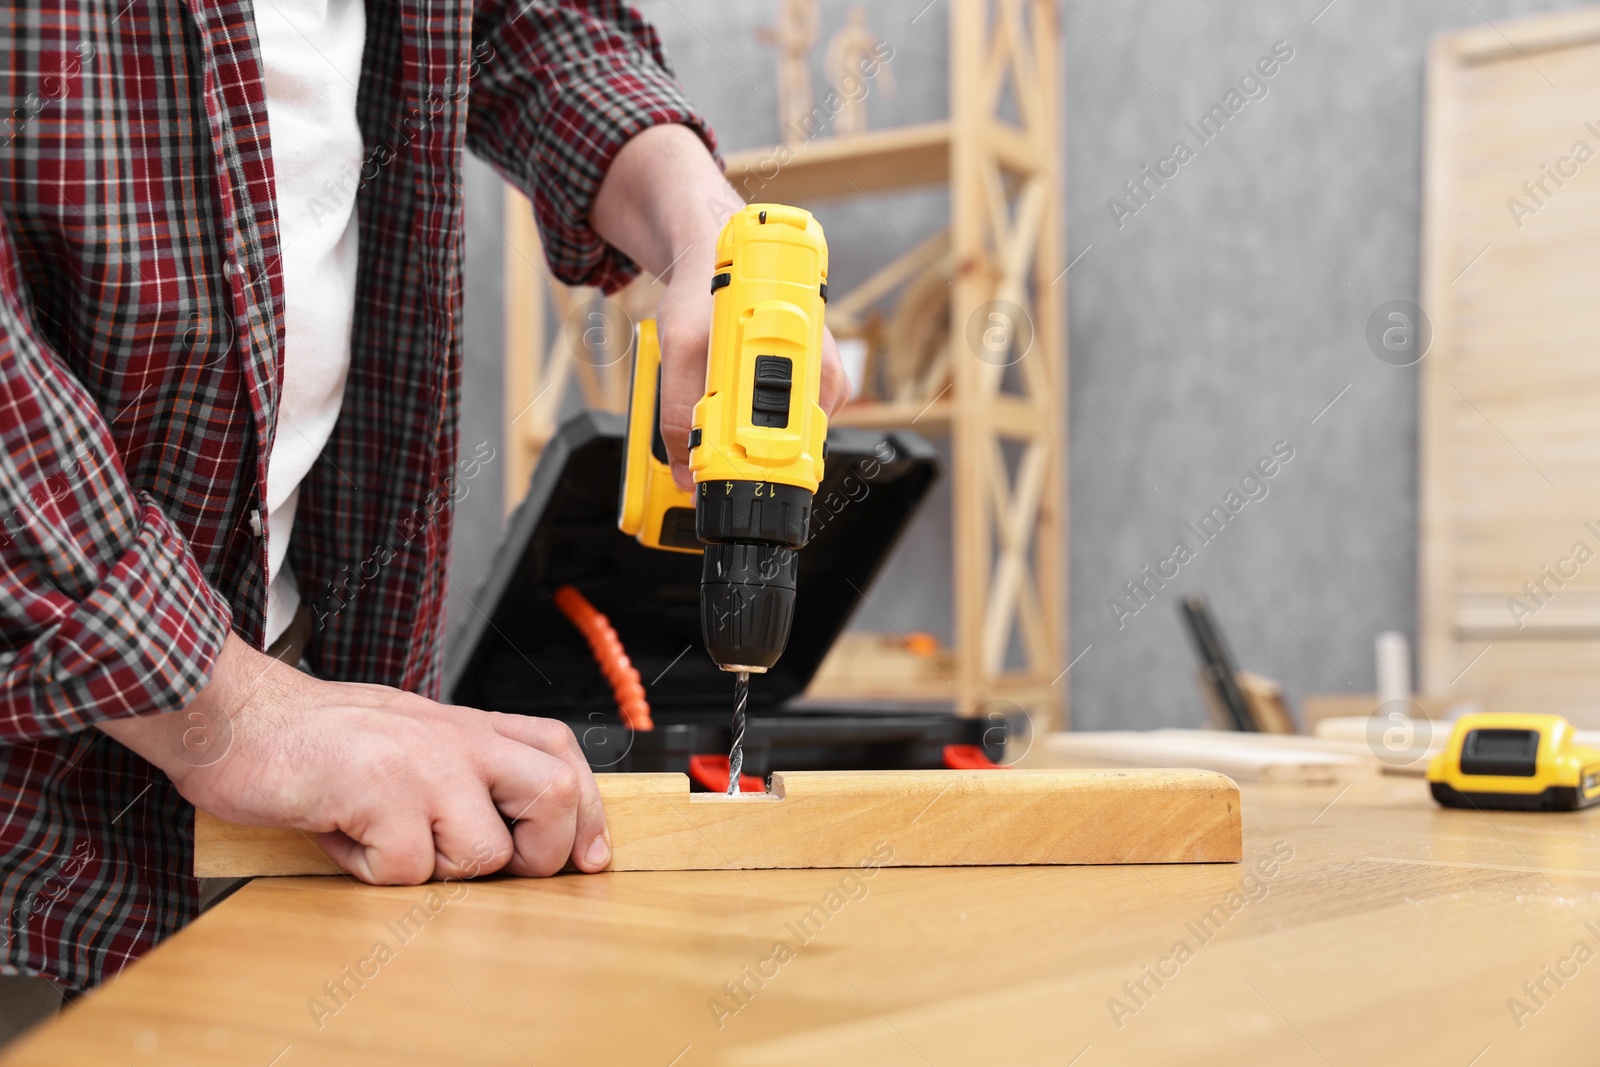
[700,539,799,672]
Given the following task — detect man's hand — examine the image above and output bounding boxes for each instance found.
[591,123,849,489]
[97,634,609,884]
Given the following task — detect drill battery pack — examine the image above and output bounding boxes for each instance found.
[445,411,1002,785]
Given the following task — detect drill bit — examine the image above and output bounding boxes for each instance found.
[727,670,749,795]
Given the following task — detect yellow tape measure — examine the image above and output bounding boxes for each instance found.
[1427,712,1600,811]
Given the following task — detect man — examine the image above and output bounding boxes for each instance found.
[0,0,849,1017]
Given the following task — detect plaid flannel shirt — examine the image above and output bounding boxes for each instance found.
[0,0,714,990]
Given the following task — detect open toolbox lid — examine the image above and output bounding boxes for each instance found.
[445,411,940,718]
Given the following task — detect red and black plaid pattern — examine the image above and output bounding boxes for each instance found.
[0,0,713,990]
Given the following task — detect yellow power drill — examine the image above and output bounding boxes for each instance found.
[619,203,830,794]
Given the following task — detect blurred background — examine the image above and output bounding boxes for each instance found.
[447,0,1600,734]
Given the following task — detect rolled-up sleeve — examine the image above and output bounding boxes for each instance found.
[0,216,231,743]
[467,0,719,293]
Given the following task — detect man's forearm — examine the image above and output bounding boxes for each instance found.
[589,123,733,280]
[94,632,279,789]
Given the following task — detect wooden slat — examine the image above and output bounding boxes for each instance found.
[195,769,1241,877]
[724,122,953,202]
[1029,0,1067,737]
[989,121,1043,176]
[950,0,993,728]
[976,393,1045,437]
[1456,591,1600,637]
[194,820,341,878]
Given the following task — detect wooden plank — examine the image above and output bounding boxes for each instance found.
[1039,730,1377,785]
[192,820,339,878]
[195,769,1241,877]
[982,437,1049,671]
[722,120,1042,205]
[949,0,991,727]
[989,120,1042,176]
[1456,592,1600,637]
[723,121,952,203]
[1030,0,1066,735]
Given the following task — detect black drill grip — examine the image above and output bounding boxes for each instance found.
[699,542,798,671]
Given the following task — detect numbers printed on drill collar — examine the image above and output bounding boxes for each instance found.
[707,481,779,496]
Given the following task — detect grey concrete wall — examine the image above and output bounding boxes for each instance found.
[448,0,1594,728]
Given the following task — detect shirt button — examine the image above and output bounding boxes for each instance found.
[249,509,262,538]
[224,260,241,277]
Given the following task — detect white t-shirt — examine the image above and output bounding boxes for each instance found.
[254,0,367,645]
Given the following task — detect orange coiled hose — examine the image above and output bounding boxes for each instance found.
[553,585,653,731]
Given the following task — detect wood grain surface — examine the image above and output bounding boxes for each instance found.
[8,776,1599,1065]
[195,769,1243,876]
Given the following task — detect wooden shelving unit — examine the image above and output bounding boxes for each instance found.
[502,0,1066,731]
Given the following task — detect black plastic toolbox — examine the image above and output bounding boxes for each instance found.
[444,411,1000,784]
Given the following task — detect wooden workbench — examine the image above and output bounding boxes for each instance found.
[5,777,1598,1065]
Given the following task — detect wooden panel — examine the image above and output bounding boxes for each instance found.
[195,769,1241,877]
[1420,8,1600,717]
